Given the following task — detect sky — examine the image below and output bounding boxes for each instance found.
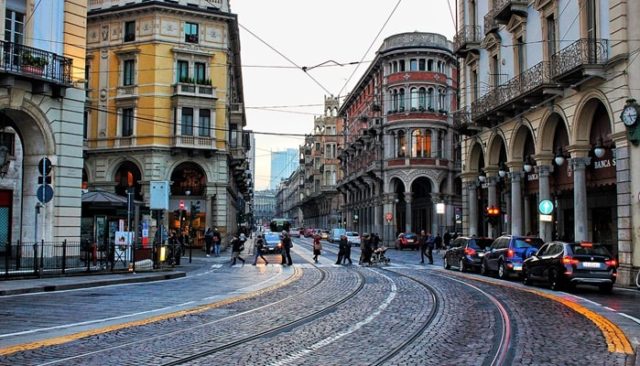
[230,0,457,190]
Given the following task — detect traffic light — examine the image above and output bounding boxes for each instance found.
[485,206,501,225]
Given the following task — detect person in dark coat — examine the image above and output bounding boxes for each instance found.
[443,231,452,249]
[204,227,214,257]
[212,228,222,257]
[425,232,435,264]
[230,235,245,266]
[360,233,372,265]
[252,234,268,265]
[280,231,293,266]
[312,234,322,263]
[434,233,443,251]
[341,235,352,265]
[335,234,346,264]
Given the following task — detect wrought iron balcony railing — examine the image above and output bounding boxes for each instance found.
[484,11,499,35]
[493,0,528,22]
[0,40,72,85]
[453,25,482,55]
[551,38,609,81]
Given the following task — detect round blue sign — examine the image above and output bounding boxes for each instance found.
[37,184,54,204]
[538,199,553,215]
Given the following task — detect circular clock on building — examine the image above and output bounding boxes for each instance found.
[621,102,638,127]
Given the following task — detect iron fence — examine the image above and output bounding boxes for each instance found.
[0,40,72,85]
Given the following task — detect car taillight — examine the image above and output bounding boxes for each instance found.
[507,249,514,258]
[464,247,476,256]
[605,259,617,267]
[562,256,579,265]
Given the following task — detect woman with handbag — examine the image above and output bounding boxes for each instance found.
[312,234,322,263]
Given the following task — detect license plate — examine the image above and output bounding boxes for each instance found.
[582,262,601,268]
[477,253,485,257]
[513,264,522,271]
[407,240,414,243]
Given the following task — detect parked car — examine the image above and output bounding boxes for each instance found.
[321,230,330,240]
[523,241,617,292]
[330,228,346,243]
[290,228,301,238]
[481,235,544,279]
[345,231,360,246]
[443,236,494,272]
[304,228,315,238]
[263,232,282,254]
[395,232,419,250]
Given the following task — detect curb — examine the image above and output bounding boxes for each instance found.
[0,272,186,296]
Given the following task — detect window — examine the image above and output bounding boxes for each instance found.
[546,15,556,61]
[410,59,418,71]
[177,60,189,82]
[399,89,405,111]
[399,59,405,72]
[199,109,210,137]
[185,22,199,43]
[418,88,426,109]
[410,88,419,110]
[194,62,206,84]
[491,55,500,88]
[392,90,398,111]
[121,108,134,137]
[427,88,434,110]
[83,111,88,139]
[419,59,426,71]
[392,61,397,73]
[471,69,478,102]
[586,0,597,41]
[123,59,135,86]
[412,129,430,158]
[427,59,433,71]
[516,37,525,75]
[397,130,406,157]
[124,21,135,42]
[4,10,24,44]
[181,107,193,136]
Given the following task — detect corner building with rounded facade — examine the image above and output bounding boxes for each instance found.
[338,32,462,246]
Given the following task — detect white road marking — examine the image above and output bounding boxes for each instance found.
[618,312,640,326]
[267,270,397,366]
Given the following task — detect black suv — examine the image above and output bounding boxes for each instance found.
[523,241,617,292]
[481,235,544,279]
[443,236,493,272]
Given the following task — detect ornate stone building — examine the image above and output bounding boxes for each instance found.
[454,0,639,284]
[338,32,461,245]
[85,0,250,244]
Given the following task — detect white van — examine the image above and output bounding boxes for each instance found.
[329,228,346,243]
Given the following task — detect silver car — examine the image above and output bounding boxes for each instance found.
[345,232,360,246]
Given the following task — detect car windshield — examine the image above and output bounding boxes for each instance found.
[405,233,417,239]
[570,244,611,257]
[514,238,544,249]
[469,239,492,250]
[264,234,280,242]
[346,232,358,236]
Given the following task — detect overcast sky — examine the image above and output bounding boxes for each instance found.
[231,0,456,190]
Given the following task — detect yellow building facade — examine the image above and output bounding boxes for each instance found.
[85,0,249,246]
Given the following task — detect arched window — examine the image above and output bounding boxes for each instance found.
[392,61,398,73]
[418,88,427,110]
[410,88,419,110]
[439,89,447,111]
[412,129,432,158]
[427,59,433,71]
[427,88,434,110]
[114,161,142,200]
[392,90,399,111]
[397,130,406,158]
[399,89,405,111]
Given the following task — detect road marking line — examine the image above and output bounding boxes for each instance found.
[618,313,640,326]
[438,270,634,355]
[0,267,303,356]
[267,270,397,366]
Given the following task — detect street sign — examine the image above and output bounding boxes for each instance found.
[36,184,54,203]
[540,214,553,222]
[385,212,393,222]
[538,199,554,215]
[38,157,52,176]
[436,203,445,214]
[179,200,185,210]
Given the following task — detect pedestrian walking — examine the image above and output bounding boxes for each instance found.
[252,234,268,265]
[212,228,222,257]
[426,232,435,264]
[443,231,452,249]
[360,233,372,266]
[204,227,213,257]
[335,234,345,264]
[312,234,322,263]
[419,230,428,264]
[281,231,293,266]
[434,233,443,252]
[340,235,352,265]
[230,235,245,266]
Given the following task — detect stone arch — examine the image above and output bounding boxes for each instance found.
[170,161,208,196]
[509,123,536,162]
[572,92,614,144]
[537,110,570,154]
[466,140,484,173]
[0,97,56,157]
[408,175,436,193]
[388,177,405,194]
[114,160,143,200]
[106,156,145,184]
[486,131,507,166]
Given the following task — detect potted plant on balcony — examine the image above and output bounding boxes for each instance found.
[21,52,48,75]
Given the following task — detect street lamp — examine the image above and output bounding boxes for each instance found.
[498,162,507,178]
[554,147,566,166]
[478,170,486,183]
[593,138,605,158]
[523,156,533,173]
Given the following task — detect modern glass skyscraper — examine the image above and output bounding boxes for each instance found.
[270,149,299,190]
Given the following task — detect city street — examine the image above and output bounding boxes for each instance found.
[0,237,638,365]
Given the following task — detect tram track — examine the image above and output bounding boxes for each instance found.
[30,264,366,366]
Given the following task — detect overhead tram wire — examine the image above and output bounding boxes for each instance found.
[237,23,334,97]
[337,0,403,98]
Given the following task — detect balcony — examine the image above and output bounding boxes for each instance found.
[453,25,482,56]
[452,108,482,136]
[484,12,499,35]
[116,85,138,99]
[229,103,244,125]
[492,0,528,23]
[172,135,216,150]
[471,61,559,126]
[551,39,609,84]
[0,40,72,95]
[173,82,217,99]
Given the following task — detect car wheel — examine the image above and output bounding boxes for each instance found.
[497,261,507,280]
[443,256,450,269]
[549,269,562,291]
[459,258,466,272]
[480,259,489,276]
[522,268,531,286]
[599,283,613,294]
